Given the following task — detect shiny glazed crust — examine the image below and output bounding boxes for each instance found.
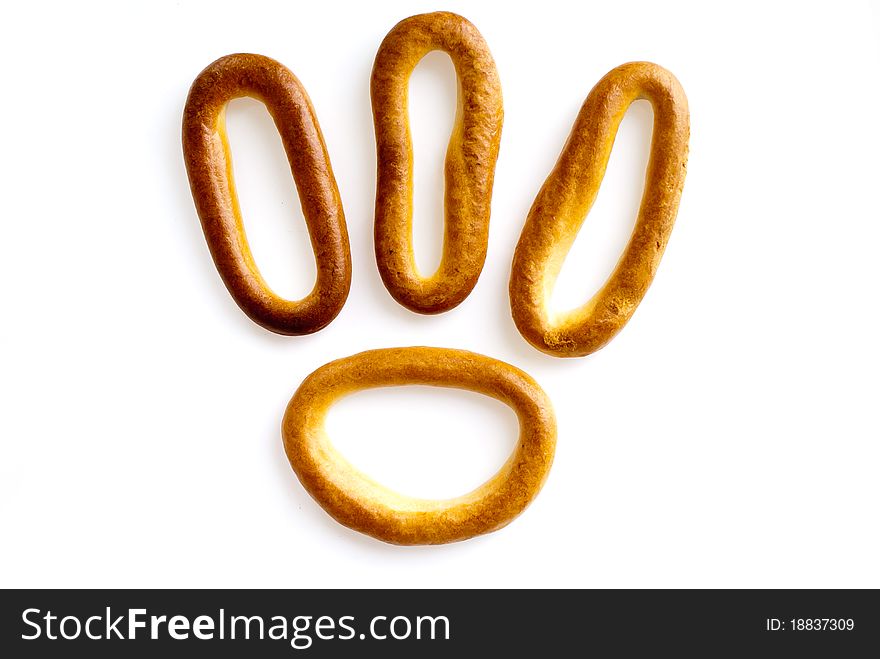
[372,12,503,314]
[282,347,556,545]
[509,61,689,357]
[182,53,351,335]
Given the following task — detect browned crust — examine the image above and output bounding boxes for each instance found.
[371,12,503,314]
[282,347,556,545]
[182,53,351,335]
[509,62,689,357]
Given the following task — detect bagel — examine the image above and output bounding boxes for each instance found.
[372,12,503,314]
[183,53,351,335]
[510,61,689,357]
[282,347,556,545]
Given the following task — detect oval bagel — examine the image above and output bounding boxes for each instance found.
[371,12,503,314]
[509,61,689,357]
[183,53,351,335]
[282,347,556,545]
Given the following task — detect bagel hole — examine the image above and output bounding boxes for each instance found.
[224,97,317,301]
[409,51,457,277]
[549,100,654,314]
[324,385,519,500]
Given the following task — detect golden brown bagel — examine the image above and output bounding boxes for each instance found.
[510,61,689,357]
[371,12,503,314]
[282,347,556,545]
[183,53,351,335]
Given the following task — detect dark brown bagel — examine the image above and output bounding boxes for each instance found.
[183,53,351,335]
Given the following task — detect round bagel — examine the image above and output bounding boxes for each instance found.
[282,347,556,545]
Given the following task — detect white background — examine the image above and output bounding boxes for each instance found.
[1,0,878,588]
